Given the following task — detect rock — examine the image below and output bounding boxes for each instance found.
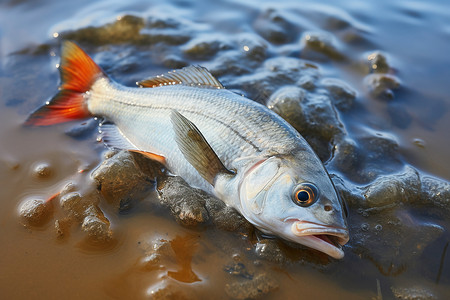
[350,208,444,275]
[267,85,346,161]
[224,260,253,280]
[59,191,99,220]
[364,73,400,100]
[420,176,450,213]
[81,214,112,242]
[238,33,268,62]
[208,51,254,77]
[321,78,357,111]
[19,198,53,226]
[254,8,294,44]
[254,238,330,265]
[331,174,364,209]
[182,35,232,58]
[225,272,278,300]
[157,175,252,231]
[254,239,288,264]
[204,196,252,232]
[329,138,363,181]
[363,166,421,208]
[61,15,146,46]
[391,285,437,300]
[364,51,391,74]
[32,162,53,179]
[138,238,174,271]
[91,150,154,210]
[300,31,345,61]
[157,176,209,226]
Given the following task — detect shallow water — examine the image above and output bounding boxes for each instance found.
[1,0,449,299]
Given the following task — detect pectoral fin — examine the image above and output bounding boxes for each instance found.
[170,110,233,185]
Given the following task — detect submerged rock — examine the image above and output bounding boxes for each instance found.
[91,150,154,210]
[61,15,146,46]
[157,176,209,226]
[350,208,444,275]
[19,198,53,226]
[225,272,278,300]
[321,78,357,111]
[391,285,437,300]
[81,214,112,242]
[362,51,391,74]
[363,166,420,208]
[300,31,345,61]
[32,162,53,179]
[364,73,400,100]
[254,8,295,44]
[182,35,232,58]
[157,176,251,231]
[420,176,450,212]
[267,84,346,161]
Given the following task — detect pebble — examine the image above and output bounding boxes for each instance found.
[224,273,278,300]
[32,162,53,179]
[19,198,52,226]
[300,31,345,61]
[364,73,400,100]
[391,285,437,300]
[321,78,357,111]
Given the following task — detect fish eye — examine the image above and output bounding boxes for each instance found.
[292,183,318,207]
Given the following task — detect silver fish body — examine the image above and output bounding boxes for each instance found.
[27,42,349,259]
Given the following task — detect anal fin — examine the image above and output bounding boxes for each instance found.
[99,123,165,164]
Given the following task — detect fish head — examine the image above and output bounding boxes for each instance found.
[237,154,349,259]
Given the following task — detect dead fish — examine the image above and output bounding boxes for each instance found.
[26,41,349,259]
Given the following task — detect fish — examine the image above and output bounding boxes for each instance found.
[26,41,349,259]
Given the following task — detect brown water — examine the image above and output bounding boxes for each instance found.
[1,0,450,299]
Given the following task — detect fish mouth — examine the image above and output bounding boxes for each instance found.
[290,220,349,259]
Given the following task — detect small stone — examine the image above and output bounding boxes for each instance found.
[238,33,267,62]
[225,273,278,300]
[19,198,52,226]
[391,285,437,300]
[54,218,72,238]
[300,31,345,61]
[91,150,153,210]
[32,162,52,179]
[60,192,92,219]
[321,78,357,111]
[81,214,112,242]
[254,8,294,44]
[364,73,400,100]
[182,36,231,58]
[366,51,391,74]
[420,176,450,213]
[363,166,421,208]
[157,176,209,226]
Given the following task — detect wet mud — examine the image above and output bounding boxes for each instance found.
[1,0,450,299]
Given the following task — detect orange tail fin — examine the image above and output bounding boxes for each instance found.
[25,41,105,126]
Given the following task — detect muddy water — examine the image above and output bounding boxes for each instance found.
[1,0,450,299]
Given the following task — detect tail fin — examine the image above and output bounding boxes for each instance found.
[25,41,104,126]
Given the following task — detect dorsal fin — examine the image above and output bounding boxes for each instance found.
[137,66,224,89]
[170,110,233,185]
